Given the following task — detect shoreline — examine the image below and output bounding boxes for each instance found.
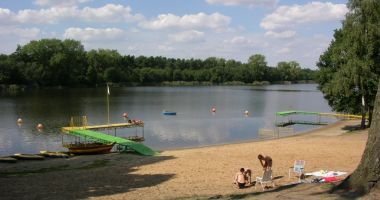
[0,119,368,200]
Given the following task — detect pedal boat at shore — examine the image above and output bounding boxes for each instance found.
[11,153,45,160]
[0,156,18,163]
[39,151,69,158]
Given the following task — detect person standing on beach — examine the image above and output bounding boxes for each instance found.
[234,168,247,189]
[258,154,272,170]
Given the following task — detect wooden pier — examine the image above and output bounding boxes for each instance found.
[62,122,143,132]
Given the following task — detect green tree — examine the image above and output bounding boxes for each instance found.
[317,0,380,128]
[248,54,268,81]
[104,67,121,82]
[1,38,318,87]
[12,39,86,86]
[277,61,301,81]
[86,49,122,85]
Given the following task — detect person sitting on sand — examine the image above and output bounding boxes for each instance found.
[244,168,252,184]
[234,168,247,189]
[258,154,272,170]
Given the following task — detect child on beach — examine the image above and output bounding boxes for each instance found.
[244,168,252,184]
[234,168,246,189]
[234,168,251,188]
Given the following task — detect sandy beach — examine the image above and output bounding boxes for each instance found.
[0,120,368,200]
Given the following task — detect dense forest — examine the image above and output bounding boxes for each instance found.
[0,39,316,88]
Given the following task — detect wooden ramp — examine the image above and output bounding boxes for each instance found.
[62,122,143,132]
[66,129,156,156]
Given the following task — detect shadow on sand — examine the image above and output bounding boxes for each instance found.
[219,183,300,199]
[341,124,365,132]
[0,153,175,200]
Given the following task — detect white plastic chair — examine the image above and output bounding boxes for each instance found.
[255,169,274,191]
[288,160,305,182]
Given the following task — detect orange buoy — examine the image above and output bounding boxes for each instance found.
[122,112,128,118]
[36,123,44,129]
[17,118,23,123]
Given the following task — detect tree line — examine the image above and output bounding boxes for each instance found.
[0,39,316,87]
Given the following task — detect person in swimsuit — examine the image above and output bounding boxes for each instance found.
[234,168,247,189]
[258,154,272,170]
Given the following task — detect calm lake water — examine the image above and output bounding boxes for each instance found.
[0,84,334,155]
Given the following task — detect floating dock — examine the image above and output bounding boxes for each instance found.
[276,121,328,127]
[275,110,364,127]
[276,110,364,119]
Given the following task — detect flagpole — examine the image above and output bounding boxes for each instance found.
[107,83,110,125]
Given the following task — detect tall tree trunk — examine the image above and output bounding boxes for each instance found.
[337,83,380,194]
[360,104,366,129]
[368,106,373,128]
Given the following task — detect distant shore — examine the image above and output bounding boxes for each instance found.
[0,119,367,200]
[0,81,316,93]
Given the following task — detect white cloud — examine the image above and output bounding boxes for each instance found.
[206,0,277,7]
[139,12,230,30]
[169,30,205,43]
[1,4,143,24]
[260,2,347,38]
[223,36,264,47]
[158,44,174,52]
[264,30,296,38]
[14,7,77,24]
[224,36,251,45]
[64,27,125,41]
[80,4,144,23]
[0,27,40,39]
[34,0,92,7]
[261,2,347,31]
[0,8,13,25]
[276,47,290,54]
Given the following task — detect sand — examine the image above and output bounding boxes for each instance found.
[0,120,368,200]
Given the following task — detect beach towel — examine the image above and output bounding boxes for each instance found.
[305,170,347,177]
[323,176,339,182]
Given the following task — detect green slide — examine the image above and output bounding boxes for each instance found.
[69,129,157,156]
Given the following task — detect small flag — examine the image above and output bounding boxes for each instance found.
[107,85,110,95]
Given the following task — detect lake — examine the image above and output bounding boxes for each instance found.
[0,84,334,155]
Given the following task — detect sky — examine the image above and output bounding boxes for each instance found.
[0,0,348,69]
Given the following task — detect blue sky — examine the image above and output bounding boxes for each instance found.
[0,0,348,69]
